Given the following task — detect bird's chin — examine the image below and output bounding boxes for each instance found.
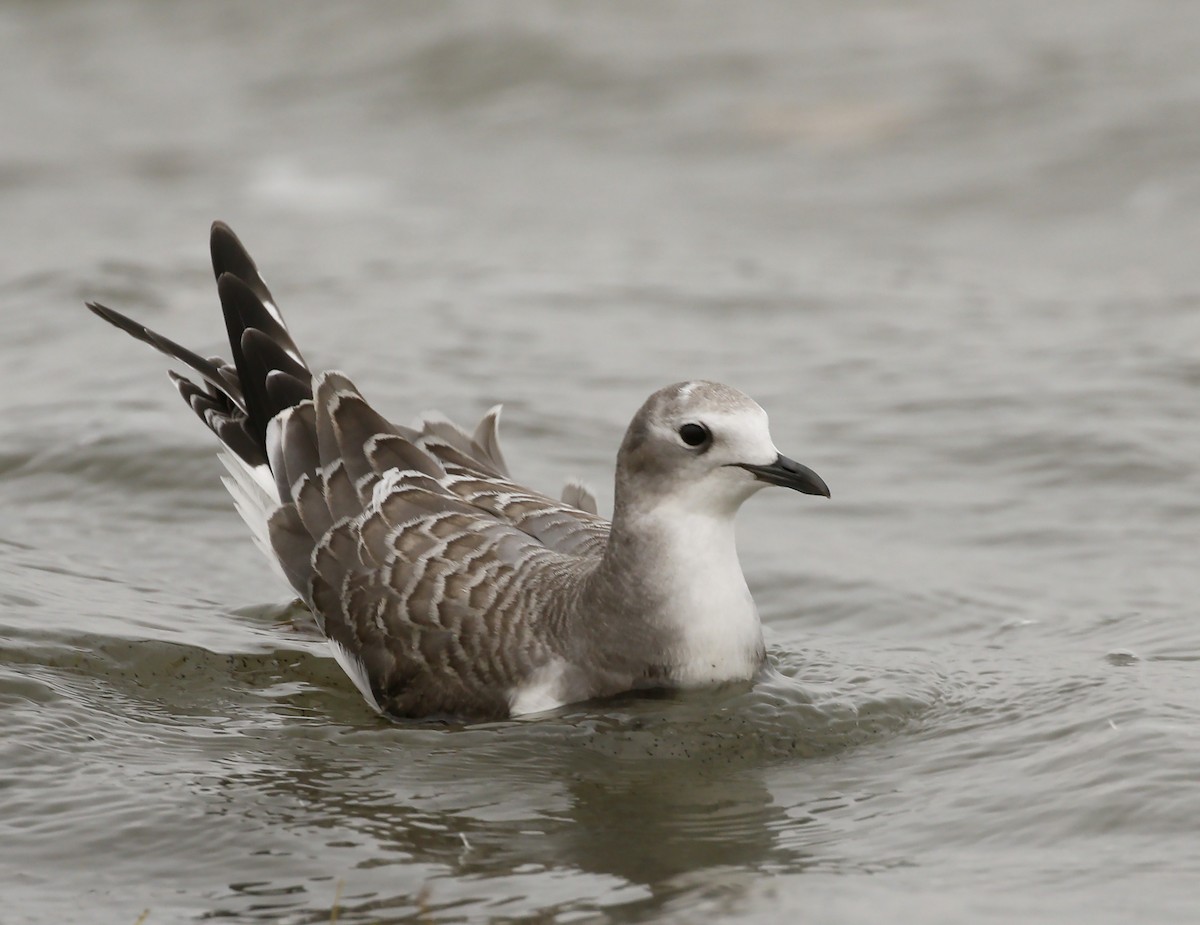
[717,470,772,511]
[665,471,763,519]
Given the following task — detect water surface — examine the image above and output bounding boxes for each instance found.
[3,2,1199,923]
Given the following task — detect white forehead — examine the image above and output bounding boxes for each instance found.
[702,406,776,462]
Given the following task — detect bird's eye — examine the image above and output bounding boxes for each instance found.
[678,422,710,447]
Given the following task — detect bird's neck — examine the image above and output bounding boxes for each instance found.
[598,497,765,686]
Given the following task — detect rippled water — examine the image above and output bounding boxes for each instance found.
[3,2,1200,923]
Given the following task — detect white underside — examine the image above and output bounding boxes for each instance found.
[645,507,764,685]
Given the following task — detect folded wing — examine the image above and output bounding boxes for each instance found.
[88,222,609,718]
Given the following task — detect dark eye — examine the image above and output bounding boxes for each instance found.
[678,422,710,447]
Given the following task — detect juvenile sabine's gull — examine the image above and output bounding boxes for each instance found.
[87,223,830,721]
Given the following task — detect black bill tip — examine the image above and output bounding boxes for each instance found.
[734,454,830,498]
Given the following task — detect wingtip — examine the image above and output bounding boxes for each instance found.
[210,220,240,250]
[85,300,148,340]
[210,221,260,284]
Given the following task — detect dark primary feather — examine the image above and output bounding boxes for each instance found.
[85,301,243,406]
[210,221,288,330]
[168,371,264,467]
[217,272,313,451]
[88,223,314,470]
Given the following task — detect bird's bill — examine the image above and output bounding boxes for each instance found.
[734,454,830,498]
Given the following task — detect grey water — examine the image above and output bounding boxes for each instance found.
[3,2,1199,922]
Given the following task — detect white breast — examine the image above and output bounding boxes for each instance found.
[652,510,764,685]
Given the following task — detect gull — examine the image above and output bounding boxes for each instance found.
[87,223,830,721]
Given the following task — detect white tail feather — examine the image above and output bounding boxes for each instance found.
[217,449,289,586]
[329,639,381,713]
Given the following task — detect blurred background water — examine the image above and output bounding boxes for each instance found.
[2,2,1199,923]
